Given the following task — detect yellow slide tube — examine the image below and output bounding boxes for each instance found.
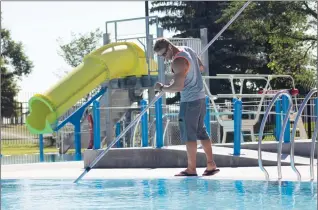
[26,42,157,134]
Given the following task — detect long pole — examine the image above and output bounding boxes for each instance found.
[73,0,252,183]
[199,0,251,55]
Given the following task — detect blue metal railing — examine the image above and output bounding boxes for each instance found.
[233,99,243,156]
[39,87,107,156]
[93,100,101,149]
[141,99,149,147]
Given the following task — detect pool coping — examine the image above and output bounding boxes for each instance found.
[2,161,317,182]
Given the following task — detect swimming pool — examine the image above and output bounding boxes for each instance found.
[1,178,316,210]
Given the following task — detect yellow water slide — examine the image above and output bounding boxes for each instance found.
[26,42,157,134]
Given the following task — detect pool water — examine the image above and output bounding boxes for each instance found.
[1,179,316,210]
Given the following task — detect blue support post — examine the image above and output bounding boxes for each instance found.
[275,99,282,141]
[232,98,237,115]
[205,96,211,137]
[39,134,44,162]
[155,97,163,148]
[74,120,81,157]
[282,95,290,143]
[116,122,121,148]
[93,100,101,149]
[141,99,149,147]
[233,99,242,156]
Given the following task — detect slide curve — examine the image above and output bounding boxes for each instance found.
[26,42,157,134]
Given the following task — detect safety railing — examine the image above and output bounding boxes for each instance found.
[258,90,294,181]
[311,117,318,181]
[290,88,317,181]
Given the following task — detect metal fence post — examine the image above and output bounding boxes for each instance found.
[93,100,101,149]
[275,99,282,141]
[282,95,290,143]
[155,97,163,148]
[315,98,318,118]
[234,99,242,156]
[116,122,121,148]
[205,96,211,137]
[39,134,44,162]
[141,99,149,147]
[200,28,210,88]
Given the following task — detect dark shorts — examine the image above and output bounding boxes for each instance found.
[178,98,210,142]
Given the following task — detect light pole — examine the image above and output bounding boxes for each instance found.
[145,1,149,17]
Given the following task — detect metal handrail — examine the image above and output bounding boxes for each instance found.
[258,90,294,181]
[310,117,318,181]
[290,88,317,181]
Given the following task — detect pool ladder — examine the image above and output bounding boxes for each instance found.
[258,89,317,181]
[290,88,317,181]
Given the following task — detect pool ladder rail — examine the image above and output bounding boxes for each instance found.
[257,88,317,181]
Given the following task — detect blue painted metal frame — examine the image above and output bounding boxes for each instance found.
[39,134,44,162]
[233,99,242,156]
[155,97,163,148]
[93,100,101,149]
[116,122,121,148]
[141,99,149,147]
[282,95,290,143]
[275,99,282,141]
[315,98,318,118]
[204,96,211,136]
[54,87,107,156]
[55,87,107,131]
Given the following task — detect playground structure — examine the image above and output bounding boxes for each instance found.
[25,3,317,182]
[27,15,209,154]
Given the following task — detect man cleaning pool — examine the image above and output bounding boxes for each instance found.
[153,38,220,177]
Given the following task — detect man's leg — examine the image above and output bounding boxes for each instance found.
[200,140,217,171]
[197,98,219,176]
[185,141,197,174]
[175,100,201,176]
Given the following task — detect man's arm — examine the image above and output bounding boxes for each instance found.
[161,57,189,93]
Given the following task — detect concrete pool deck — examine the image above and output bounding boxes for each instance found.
[83,145,316,168]
[2,161,317,182]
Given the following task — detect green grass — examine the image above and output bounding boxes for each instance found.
[1,144,58,155]
[1,144,85,156]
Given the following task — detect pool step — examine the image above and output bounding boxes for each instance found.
[83,146,314,169]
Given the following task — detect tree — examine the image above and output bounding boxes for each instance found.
[1,28,33,118]
[150,1,232,102]
[219,1,317,93]
[56,28,103,101]
[57,28,103,68]
[150,1,270,93]
[150,1,316,100]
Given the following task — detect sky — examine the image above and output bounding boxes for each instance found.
[2,1,175,101]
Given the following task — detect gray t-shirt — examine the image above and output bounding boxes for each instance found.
[172,46,206,102]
